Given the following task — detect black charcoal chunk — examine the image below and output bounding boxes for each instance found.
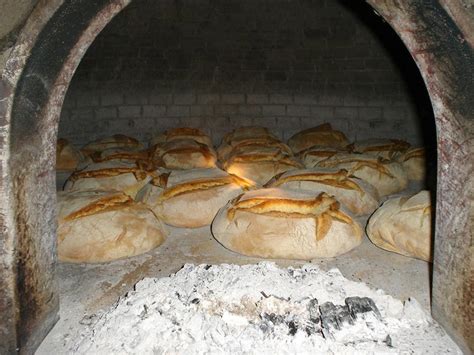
[307,298,320,322]
[261,312,285,325]
[384,334,393,347]
[288,321,298,335]
[345,296,382,321]
[191,298,200,304]
[320,302,353,331]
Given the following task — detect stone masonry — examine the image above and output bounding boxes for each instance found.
[59,0,434,146]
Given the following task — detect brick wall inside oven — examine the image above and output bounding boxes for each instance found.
[59,0,434,147]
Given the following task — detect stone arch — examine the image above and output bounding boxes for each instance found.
[0,0,472,352]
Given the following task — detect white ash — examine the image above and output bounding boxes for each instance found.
[71,262,460,354]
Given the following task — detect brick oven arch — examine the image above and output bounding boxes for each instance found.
[0,0,472,353]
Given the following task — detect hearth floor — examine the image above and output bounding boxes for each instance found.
[37,183,431,353]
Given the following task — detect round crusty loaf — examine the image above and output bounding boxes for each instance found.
[349,138,410,159]
[217,126,280,160]
[212,188,363,260]
[64,160,153,198]
[151,139,217,170]
[224,151,303,186]
[314,153,408,197]
[396,147,426,181]
[81,134,144,157]
[57,190,167,263]
[366,190,432,261]
[138,168,255,228]
[150,127,213,147]
[265,168,380,216]
[288,123,349,154]
[300,145,347,168]
[56,138,86,172]
[89,147,151,166]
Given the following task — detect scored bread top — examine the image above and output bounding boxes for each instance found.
[81,134,142,155]
[151,127,212,146]
[222,126,278,144]
[265,168,364,193]
[224,151,303,168]
[58,190,134,221]
[349,139,410,154]
[316,153,396,177]
[67,160,151,182]
[155,168,255,202]
[225,188,354,243]
[288,124,349,152]
[399,147,425,161]
[90,148,150,164]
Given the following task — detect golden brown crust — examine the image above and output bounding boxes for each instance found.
[265,169,363,193]
[225,152,302,167]
[226,192,354,242]
[63,193,133,221]
[317,156,395,178]
[350,139,411,153]
[68,166,149,182]
[165,127,208,139]
[288,124,349,152]
[402,147,425,161]
[158,175,254,202]
[90,150,151,164]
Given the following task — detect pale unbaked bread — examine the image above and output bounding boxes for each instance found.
[64,160,153,198]
[212,188,363,259]
[300,146,347,168]
[81,134,144,157]
[266,168,380,215]
[138,168,255,228]
[367,190,432,261]
[57,190,167,263]
[56,138,86,172]
[288,123,349,154]
[396,147,426,181]
[151,139,217,170]
[150,127,213,147]
[349,139,410,159]
[223,151,303,186]
[314,153,408,196]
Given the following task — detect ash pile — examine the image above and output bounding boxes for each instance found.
[71,263,461,354]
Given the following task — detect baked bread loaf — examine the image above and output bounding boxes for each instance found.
[367,190,432,261]
[81,134,143,157]
[138,168,255,228]
[349,138,410,159]
[64,160,153,198]
[300,145,346,168]
[266,168,379,215]
[219,138,292,162]
[151,127,213,147]
[57,138,86,172]
[151,139,217,170]
[396,147,426,181]
[223,150,303,186]
[217,126,279,160]
[212,188,363,259]
[314,153,408,196]
[288,123,349,154]
[57,190,166,263]
[90,147,151,166]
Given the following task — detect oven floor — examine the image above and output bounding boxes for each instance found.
[37,183,431,353]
